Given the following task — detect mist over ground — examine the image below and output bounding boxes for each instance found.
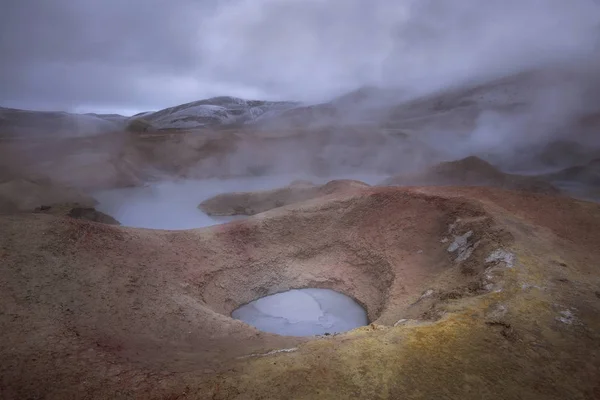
[1,0,599,109]
[4,4,600,394]
[1,0,600,216]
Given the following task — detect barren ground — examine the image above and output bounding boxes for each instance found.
[1,184,599,399]
[1,69,600,398]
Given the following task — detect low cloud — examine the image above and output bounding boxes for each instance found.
[1,0,598,114]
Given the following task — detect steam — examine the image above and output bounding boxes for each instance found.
[188,0,600,175]
[200,0,600,101]
[3,0,600,190]
[382,0,600,95]
[93,174,387,229]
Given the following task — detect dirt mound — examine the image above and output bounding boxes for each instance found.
[383,156,560,195]
[1,185,599,399]
[0,178,97,213]
[66,207,120,225]
[39,205,119,224]
[32,204,120,225]
[544,158,600,186]
[199,179,370,216]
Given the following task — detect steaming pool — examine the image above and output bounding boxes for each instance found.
[93,175,387,230]
[232,288,368,336]
[94,177,377,337]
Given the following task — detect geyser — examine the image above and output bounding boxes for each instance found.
[231,288,368,337]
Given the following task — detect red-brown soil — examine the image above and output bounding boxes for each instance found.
[1,185,599,399]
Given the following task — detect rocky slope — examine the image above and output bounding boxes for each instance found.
[1,185,599,399]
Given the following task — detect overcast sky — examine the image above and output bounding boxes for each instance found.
[1,0,599,115]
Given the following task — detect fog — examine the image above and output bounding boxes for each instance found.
[2,0,599,110]
[93,174,388,229]
[93,177,302,229]
[202,0,600,174]
[3,0,600,225]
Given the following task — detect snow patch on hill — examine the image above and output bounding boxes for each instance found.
[142,97,299,129]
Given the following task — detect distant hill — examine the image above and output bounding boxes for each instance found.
[3,65,600,157]
[0,97,300,135]
[0,107,127,137]
[139,96,299,130]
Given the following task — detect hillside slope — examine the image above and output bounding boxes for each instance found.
[1,185,599,398]
[0,107,126,137]
[141,96,298,129]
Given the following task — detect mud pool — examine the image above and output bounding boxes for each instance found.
[231,288,369,337]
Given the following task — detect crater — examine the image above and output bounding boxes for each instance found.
[231,288,368,336]
[0,183,529,396]
[187,188,511,336]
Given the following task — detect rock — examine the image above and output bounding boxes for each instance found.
[198,179,369,216]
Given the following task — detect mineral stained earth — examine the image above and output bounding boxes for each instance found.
[1,183,600,399]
